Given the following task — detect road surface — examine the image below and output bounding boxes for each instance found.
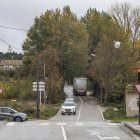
[0,85,139,140]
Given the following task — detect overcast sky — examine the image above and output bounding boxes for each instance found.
[0,0,139,53]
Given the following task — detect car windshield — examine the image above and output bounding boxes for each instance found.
[63,102,75,106]
[66,98,73,101]
[9,108,17,113]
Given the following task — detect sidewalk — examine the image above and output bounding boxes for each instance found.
[99,105,140,137]
[125,122,140,137]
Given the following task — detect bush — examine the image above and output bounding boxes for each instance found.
[103,107,126,120]
[41,106,59,119]
[0,80,33,100]
[118,108,126,116]
[103,108,117,120]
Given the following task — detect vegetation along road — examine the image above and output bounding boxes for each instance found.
[0,85,139,140]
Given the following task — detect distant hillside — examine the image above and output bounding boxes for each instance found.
[0,52,23,60]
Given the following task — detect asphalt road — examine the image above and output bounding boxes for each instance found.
[0,85,139,140]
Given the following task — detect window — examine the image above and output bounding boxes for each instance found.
[2,108,12,113]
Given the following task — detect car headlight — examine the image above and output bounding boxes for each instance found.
[61,108,65,111]
[22,114,27,118]
[72,108,75,111]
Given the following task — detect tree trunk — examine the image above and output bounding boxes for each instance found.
[104,87,108,103]
[100,85,103,103]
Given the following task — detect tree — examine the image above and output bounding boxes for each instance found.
[88,38,137,103]
[62,45,88,83]
[81,8,115,53]
[109,2,140,48]
[23,6,89,83]
[22,6,89,103]
[0,52,23,60]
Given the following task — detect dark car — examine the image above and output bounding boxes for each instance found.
[0,107,28,122]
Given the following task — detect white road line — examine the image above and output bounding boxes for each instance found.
[101,126,119,128]
[6,122,16,126]
[57,122,66,126]
[75,122,83,126]
[98,105,105,121]
[98,135,120,140]
[91,132,120,140]
[22,123,31,126]
[76,97,83,122]
[108,123,119,126]
[50,109,61,120]
[61,126,67,140]
[40,123,50,126]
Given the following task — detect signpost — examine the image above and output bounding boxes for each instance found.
[33,81,45,105]
[33,82,45,91]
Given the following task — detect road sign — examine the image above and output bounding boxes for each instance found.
[135,84,140,94]
[0,88,3,94]
[33,81,45,91]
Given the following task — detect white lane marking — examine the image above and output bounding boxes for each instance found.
[50,109,61,120]
[101,126,119,128]
[91,132,120,140]
[108,123,119,126]
[6,122,16,126]
[98,105,105,121]
[22,123,30,126]
[40,123,50,126]
[57,122,66,126]
[75,122,83,126]
[76,97,83,122]
[61,126,67,140]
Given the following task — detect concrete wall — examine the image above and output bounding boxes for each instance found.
[125,85,139,117]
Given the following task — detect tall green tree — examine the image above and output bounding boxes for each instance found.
[23,6,89,83]
[88,37,137,103]
[81,8,115,53]
[84,8,137,103]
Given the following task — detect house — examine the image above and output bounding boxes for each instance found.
[0,60,22,70]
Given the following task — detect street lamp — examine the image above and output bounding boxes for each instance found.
[114,41,121,49]
[91,53,96,57]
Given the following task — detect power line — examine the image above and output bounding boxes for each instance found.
[0,25,28,31]
[0,38,21,51]
[0,38,9,46]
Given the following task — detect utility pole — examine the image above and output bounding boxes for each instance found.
[137,68,140,125]
[44,62,46,104]
[36,59,40,119]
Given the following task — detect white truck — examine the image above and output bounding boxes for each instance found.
[73,77,87,96]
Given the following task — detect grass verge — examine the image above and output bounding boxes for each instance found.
[111,116,138,123]
[0,99,61,120]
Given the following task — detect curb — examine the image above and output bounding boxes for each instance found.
[124,123,140,137]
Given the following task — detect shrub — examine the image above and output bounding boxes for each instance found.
[103,107,126,120]
[103,108,117,120]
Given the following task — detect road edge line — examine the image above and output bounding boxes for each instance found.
[76,97,83,122]
[61,125,67,140]
[98,105,105,121]
[49,109,61,120]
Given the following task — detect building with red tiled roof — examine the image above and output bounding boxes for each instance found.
[0,60,22,70]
